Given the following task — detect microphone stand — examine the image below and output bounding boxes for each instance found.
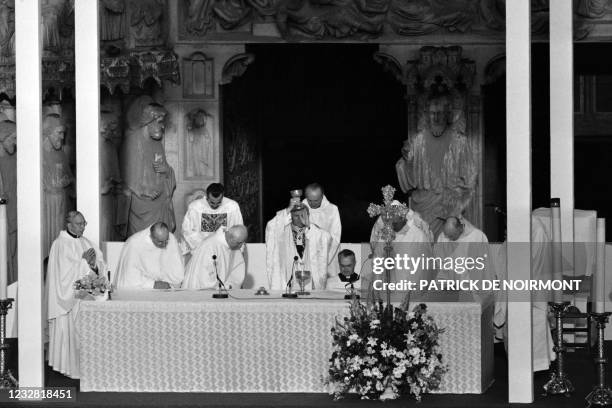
[211,255,228,299]
[283,256,298,298]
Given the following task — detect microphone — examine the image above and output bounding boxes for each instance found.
[212,254,228,299]
[283,255,299,298]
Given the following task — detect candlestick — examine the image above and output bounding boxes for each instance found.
[551,199,563,303]
[0,298,17,388]
[585,312,612,407]
[543,301,574,396]
[594,219,606,314]
[0,198,7,300]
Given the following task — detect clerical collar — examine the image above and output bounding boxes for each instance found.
[65,229,80,239]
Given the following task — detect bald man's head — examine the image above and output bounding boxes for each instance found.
[305,183,323,209]
[150,222,170,248]
[443,217,464,241]
[225,225,248,250]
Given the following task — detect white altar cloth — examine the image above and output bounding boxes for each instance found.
[77,290,494,393]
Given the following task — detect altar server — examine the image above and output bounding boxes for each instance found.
[46,211,106,379]
[181,183,243,253]
[113,222,184,289]
[266,203,334,290]
[182,225,247,289]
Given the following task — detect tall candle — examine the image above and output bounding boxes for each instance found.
[0,198,7,299]
[551,198,563,303]
[594,218,606,313]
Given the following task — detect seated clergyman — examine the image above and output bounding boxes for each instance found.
[326,249,361,292]
[182,225,248,290]
[181,182,243,254]
[265,202,334,291]
[46,211,107,379]
[113,222,184,289]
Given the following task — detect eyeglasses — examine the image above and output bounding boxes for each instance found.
[73,221,87,227]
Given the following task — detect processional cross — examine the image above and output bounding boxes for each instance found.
[367,185,409,307]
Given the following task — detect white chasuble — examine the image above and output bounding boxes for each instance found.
[182,227,245,290]
[113,227,184,289]
[303,195,342,274]
[181,197,243,253]
[46,231,106,379]
[265,212,333,291]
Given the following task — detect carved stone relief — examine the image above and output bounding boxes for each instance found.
[184,107,214,179]
[396,46,480,237]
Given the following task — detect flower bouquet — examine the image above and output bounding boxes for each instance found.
[326,300,446,401]
[74,272,112,301]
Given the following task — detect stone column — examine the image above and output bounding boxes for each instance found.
[15,0,44,389]
[75,0,101,246]
[550,0,574,273]
[506,0,534,403]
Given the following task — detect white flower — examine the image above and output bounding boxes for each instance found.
[370,319,380,329]
[395,351,406,359]
[367,337,378,346]
[405,333,415,344]
[371,367,383,379]
[363,368,372,377]
[409,347,421,357]
[393,366,406,378]
[375,381,384,391]
[366,346,374,355]
[380,342,388,350]
[348,333,361,343]
[411,322,419,329]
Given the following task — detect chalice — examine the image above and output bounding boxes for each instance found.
[295,270,311,296]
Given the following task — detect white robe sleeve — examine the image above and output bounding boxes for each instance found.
[228,202,244,227]
[329,206,342,251]
[182,242,216,289]
[160,235,185,287]
[226,250,246,289]
[47,238,93,319]
[182,206,203,252]
[114,241,156,289]
[265,210,291,290]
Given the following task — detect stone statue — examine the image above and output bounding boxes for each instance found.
[185,0,214,35]
[100,110,122,242]
[0,0,14,61]
[101,0,126,42]
[129,0,165,47]
[42,113,74,258]
[185,108,213,178]
[41,0,65,53]
[119,96,176,238]
[0,119,16,283]
[396,91,477,238]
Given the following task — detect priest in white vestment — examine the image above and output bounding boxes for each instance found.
[266,203,334,291]
[434,216,493,300]
[46,211,106,379]
[113,222,184,289]
[303,183,342,275]
[181,182,243,254]
[494,214,556,372]
[365,204,433,303]
[182,225,248,289]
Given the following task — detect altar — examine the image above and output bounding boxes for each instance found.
[77,290,494,394]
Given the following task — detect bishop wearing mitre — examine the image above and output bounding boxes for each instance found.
[113,222,184,289]
[182,225,248,289]
[46,211,106,379]
[266,202,334,291]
